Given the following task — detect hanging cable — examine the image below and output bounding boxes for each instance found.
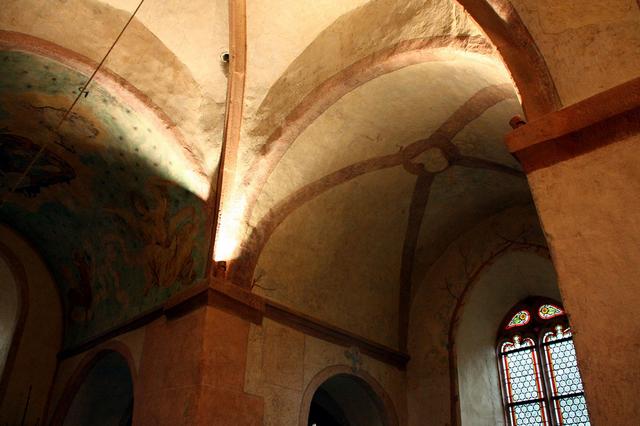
[0,0,146,204]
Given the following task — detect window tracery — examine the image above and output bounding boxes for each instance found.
[506,310,531,329]
[538,304,564,320]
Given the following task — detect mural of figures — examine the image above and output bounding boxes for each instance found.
[107,179,198,295]
[0,50,211,346]
[0,133,76,196]
[63,249,94,323]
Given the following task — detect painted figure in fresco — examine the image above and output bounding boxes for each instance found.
[134,182,197,294]
[63,239,130,323]
[0,133,75,196]
[107,179,198,295]
[64,250,94,323]
[97,237,129,306]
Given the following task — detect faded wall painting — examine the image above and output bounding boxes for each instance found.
[0,50,211,346]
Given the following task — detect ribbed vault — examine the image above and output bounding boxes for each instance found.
[4,0,632,353]
[226,0,533,348]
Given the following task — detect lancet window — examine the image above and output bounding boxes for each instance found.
[497,298,591,425]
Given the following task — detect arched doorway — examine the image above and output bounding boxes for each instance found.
[0,227,61,425]
[61,351,134,426]
[303,371,393,426]
[0,254,20,381]
[0,248,28,407]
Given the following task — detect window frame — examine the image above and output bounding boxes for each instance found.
[497,334,549,425]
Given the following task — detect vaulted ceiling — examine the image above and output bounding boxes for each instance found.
[227,0,529,348]
[2,0,637,348]
[0,0,230,345]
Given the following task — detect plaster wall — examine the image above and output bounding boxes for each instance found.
[0,257,18,379]
[134,306,263,425]
[244,0,482,139]
[509,0,640,106]
[51,305,264,425]
[527,135,640,424]
[0,226,62,426]
[407,205,550,426]
[255,60,515,220]
[1,0,228,175]
[457,252,560,425]
[244,318,406,426]
[245,0,369,111]
[99,0,229,98]
[238,0,488,186]
[255,166,413,348]
[250,60,524,349]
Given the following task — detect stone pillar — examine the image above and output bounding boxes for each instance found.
[506,77,640,424]
[134,281,264,425]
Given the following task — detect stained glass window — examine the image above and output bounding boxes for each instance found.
[499,337,548,425]
[538,304,564,320]
[497,298,591,426]
[506,310,531,329]
[543,327,590,425]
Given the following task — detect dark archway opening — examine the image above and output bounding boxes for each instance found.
[308,374,388,426]
[63,351,134,426]
[0,254,19,387]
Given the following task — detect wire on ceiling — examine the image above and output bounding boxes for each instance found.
[0,0,146,204]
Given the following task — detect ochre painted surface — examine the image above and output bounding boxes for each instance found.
[135,305,263,425]
[528,135,640,424]
[510,0,640,106]
[245,0,483,141]
[0,51,209,346]
[238,58,525,348]
[0,1,638,424]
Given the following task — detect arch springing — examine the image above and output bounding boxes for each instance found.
[497,298,591,425]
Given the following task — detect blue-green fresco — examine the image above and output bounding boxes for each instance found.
[0,51,211,347]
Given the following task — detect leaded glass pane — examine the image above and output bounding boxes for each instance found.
[543,329,591,425]
[509,402,549,426]
[555,395,590,425]
[498,301,592,426]
[503,347,543,402]
[501,338,547,425]
[545,338,584,395]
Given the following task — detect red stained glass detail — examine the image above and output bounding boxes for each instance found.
[506,310,531,329]
[497,299,591,425]
[538,304,564,320]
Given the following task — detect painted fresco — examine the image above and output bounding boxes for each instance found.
[0,51,211,346]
